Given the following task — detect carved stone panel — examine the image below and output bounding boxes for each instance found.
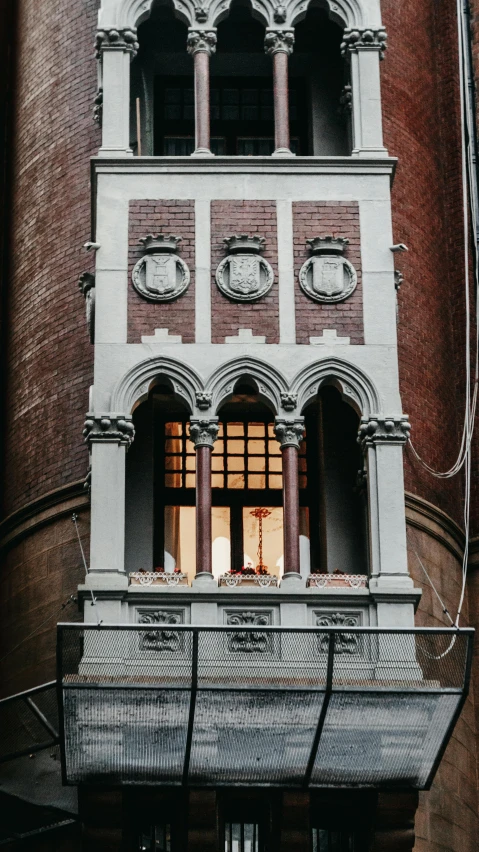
[137,608,185,653]
[314,611,362,654]
[299,236,357,303]
[132,233,190,302]
[225,610,273,653]
[216,235,274,302]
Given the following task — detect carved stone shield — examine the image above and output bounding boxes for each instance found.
[299,254,357,303]
[216,253,274,302]
[132,252,190,302]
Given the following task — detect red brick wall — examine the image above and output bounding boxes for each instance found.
[210,201,279,343]
[128,200,195,343]
[2,0,100,517]
[292,202,363,344]
[381,0,465,527]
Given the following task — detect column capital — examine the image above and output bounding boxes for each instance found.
[189,417,219,449]
[83,414,135,447]
[274,417,305,449]
[187,29,217,56]
[264,29,295,56]
[95,27,139,59]
[357,415,411,450]
[340,27,387,59]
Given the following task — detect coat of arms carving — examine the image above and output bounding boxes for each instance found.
[132,233,190,302]
[299,236,357,303]
[216,234,274,302]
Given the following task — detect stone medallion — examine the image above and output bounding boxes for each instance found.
[299,236,357,303]
[216,235,274,302]
[132,233,190,302]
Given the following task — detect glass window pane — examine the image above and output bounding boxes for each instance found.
[268,439,281,455]
[139,830,152,851]
[165,438,182,453]
[242,106,258,120]
[165,473,182,488]
[183,105,194,120]
[165,105,182,121]
[228,473,245,489]
[165,88,181,103]
[299,458,307,472]
[248,423,265,437]
[212,439,224,455]
[164,455,183,470]
[227,422,244,436]
[242,89,258,105]
[248,439,265,454]
[165,422,182,436]
[224,88,239,104]
[299,439,307,455]
[228,440,245,454]
[227,457,245,471]
[268,474,282,489]
[248,456,265,472]
[185,473,196,488]
[223,105,240,120]
[212,507,230,579]
[212,473,224,488]
[248,474,266,489]
[186,455,196,470]
[184,88,194,103]
[212,456,224,471]
[217,422,224,437]
[299,474,307,489]
[269,456,282,472]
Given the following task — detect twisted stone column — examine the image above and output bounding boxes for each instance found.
[187,29,217,156]
[264,29,295,157]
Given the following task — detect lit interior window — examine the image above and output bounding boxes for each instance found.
[224,822,259,852]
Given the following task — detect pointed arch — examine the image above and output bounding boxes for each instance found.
[206,357,288,414]
[110,356,204,414]
[291,357,381,418]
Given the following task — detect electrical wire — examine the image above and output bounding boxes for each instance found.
[407,0,479,626]
[72,513,102,625]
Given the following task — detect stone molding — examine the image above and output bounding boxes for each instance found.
[405,492,465,564]
[83,414,135,447]
[358,416,411,450]
[264,28,295,55]
[0,481,89,552]
[187,29,217,56]
[95,27,139,58]
[189,417,219,448]
[274,417,305,449]
[340,27,387,59]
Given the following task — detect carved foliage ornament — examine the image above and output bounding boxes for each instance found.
[95,28,139,59]
[83,414,135,447]
[340,28,387,59]
[274,418,305,449]
[187,29,217,55]
[138,610,184,653]
[264,29,295,56]
[299,236,357,303]
[226,610,273,653]
[357,416,411,450]
[132,233,190,302]
[216,235,274,302]
[78,272,95,344]
[189,418,219,448]
[316,612,361,654]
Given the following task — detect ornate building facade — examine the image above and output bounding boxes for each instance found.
[0,0,478,849]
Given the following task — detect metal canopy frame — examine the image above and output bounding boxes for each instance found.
[57,624,473,790]
[0,681,59,763]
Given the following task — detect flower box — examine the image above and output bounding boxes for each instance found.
[307,573,368,589]
[129,571,189,587]
[218,573,278,588]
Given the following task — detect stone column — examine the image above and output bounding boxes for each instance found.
[189,418,219,583]
[95,28,139,157]
[187,29,217,156]
[264,29,295,157]
[83,414,135,584]
[340,28,388,157]
[274,417,305,583]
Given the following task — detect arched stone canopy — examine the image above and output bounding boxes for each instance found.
[110,356,203,414]
[98,0,380,32]
[291,357,382,417]
[207,357,288,414]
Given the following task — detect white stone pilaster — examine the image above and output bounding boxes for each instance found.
[195,199,212,342]
[276,199,296,344]
[96,28,138,156]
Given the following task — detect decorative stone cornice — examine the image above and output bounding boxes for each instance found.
[280,392,297,412]
[83,414,135,447]
[187,29,217,56]
[264,29,295,56]
[195,391,212,411]
[189,417,219,449]
[358,416,411,450]
[340,28,387,59]
[95,28,139,59]
[274,417,305,449]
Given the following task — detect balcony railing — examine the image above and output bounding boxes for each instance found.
[57,624,473,790]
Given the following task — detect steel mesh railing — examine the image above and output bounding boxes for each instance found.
[57,624,473,790]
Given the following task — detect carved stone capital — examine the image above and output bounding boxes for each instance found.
[280,393,298,412]
[187,29,217,56]
[83,414,135,447]
[357,416,411,450]
[340,28,387,59]
[264,29,295,56]
[195,391,213,411]
[189,418,219,449]
[93,87,103,125]
[95,28,139,59]
[274,417,305,449]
